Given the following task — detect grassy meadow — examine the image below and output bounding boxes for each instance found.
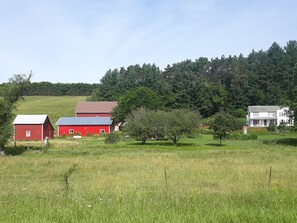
[14,96,87,127]
[1,96,296,222]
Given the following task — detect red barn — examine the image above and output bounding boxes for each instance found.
[75,101,117,117]
[13,115,54,141]
[56,117,113,137]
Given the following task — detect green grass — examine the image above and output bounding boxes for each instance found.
[3,96,297,222]
[1,134,297,222]
[14,96,87,127]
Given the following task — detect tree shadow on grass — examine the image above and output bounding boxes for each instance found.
[3,146,43,156]
[205,143,224,147]
[275,138,297,147]
[127,141,196,147]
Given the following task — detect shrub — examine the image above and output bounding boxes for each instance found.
[104,132,121,144]
[86,132,92,137]
[59,133,67,139]
[247,127,269,135]
[228,133,258,140]
[201,129,213,135]
[267,123,277,132]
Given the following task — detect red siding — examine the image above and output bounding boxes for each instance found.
[14,124,43,141]
[43,117,55,139]
[76,113,112,117]
[58,125,110,136]
[14,118,54,141]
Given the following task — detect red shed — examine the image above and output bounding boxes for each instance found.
[75,101,117,117]
[13,115,54,141]
[56,117,113,137]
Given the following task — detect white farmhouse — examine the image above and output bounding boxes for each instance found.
[247,106,294,127]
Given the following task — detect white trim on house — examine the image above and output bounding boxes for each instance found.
[247,106,294,127]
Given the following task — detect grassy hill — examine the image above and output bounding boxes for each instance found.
[14,96,87,127]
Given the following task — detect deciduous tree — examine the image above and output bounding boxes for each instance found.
[212,113,235,145]
[0,73,31,151]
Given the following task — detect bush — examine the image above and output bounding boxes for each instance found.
[227,133,258,140]
[200,126,213,135]
[250,133,258,140]
[247,127,269,135]
[104,132,121,144]
[59,133,67,139]
[86,132,92,137]
[267,123,277,132]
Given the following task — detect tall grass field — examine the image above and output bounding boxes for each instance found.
[1,96,296,222]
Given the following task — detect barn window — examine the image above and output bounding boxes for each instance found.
[69,129,74,134]
[100,129,105,134]
[26,131,31,137]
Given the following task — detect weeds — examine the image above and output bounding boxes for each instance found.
[63,164,78,191]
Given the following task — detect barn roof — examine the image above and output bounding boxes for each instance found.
[248,106,280,112]
[56,117,113,126]
[13,115,49,124]
[75,101,117,114]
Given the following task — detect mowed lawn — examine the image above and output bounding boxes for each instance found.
[1,134,297,222]
[14,96,87,128]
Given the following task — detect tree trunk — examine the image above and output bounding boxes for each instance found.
[172,136,178,145]
[0,147,5,156]
[141,138,146,144]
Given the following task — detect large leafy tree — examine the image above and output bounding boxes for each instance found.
[164,109,200,145]
[212,113,235,145]
[112,87,163,122]
[124,108,162,144]
[124,108,200,145]
[0,73,32,151]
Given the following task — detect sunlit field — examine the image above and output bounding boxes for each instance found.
[1,134,297,222]
[14,96,87,128]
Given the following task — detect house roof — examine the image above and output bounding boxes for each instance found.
[75,101,117,114]
[13,115,49,125]
[248,106,280,112]
[56,117,113,126]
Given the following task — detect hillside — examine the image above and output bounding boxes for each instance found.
[14,96,87,128]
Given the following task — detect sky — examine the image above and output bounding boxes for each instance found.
[0,0,296,84]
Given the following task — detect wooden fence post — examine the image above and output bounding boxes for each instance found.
[268,166,272,189]
[164,166,168,190]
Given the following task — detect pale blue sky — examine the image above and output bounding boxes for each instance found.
[0,0,296,83]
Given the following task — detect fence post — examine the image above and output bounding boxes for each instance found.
[164,166,168,190]
[268,166,272,189]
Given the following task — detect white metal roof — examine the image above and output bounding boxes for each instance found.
[248,106,280,112]
[56,117,113,126]
[13,115,48,125]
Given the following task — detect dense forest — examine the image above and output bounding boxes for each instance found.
[0,82,99,96]
[90,41,297,118]
[1,41,296,118]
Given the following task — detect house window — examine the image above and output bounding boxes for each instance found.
[279,112,286,117]
[253,120,259,125]
[26,131,31,137]
[69,129,74,134]
[268,112,275,117]
[253,112,259,117]
[100,129,105,134]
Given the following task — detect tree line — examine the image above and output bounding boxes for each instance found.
[0,82,99,96]
[90,41,297,118]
